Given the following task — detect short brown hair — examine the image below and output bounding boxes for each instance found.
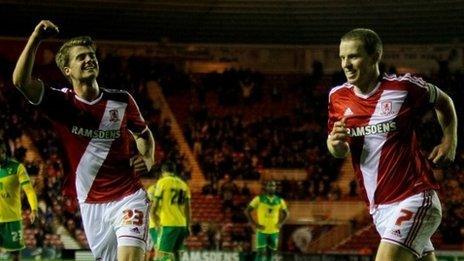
[341,28,383,57]
[55,36,96,73]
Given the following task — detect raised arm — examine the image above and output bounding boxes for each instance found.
[12,20,59,104]
[428,87,458,166]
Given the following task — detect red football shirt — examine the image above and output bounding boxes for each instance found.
[37,86,147,203]
[328,74,439,211]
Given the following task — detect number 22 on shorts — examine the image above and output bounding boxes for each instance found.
[122,209,144,226]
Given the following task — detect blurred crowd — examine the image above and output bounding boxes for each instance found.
[0,93,71,259]
[185,66,344,202]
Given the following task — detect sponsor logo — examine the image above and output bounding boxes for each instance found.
[347,121,397,137]
[391,229,402,238]
[131,227,140,234]
[71,126,121,139]
[181,251,240,261]
[344,107,354,116]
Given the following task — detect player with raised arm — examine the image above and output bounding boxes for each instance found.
[12,20,155,260]
[327,28,457,261]
[0,141,38,261]
[245,180,289,261]
[151,162,191,261]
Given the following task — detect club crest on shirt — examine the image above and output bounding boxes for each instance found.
[109,109,120,122]
[380,101,394,116]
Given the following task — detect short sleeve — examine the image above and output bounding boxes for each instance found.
[126,93,148,134]
[327,91,339,134]
[403,74,437,109]
[248,196,260,209]
[280,199,288,211]
[146,184,156,201]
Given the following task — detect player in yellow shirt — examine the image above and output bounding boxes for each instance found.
[146,181,159,260]
[151,162,191,261]
[245,180,289,261]
[0,141,38,261]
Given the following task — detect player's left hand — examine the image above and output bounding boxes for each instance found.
[131,155,149,174]
[428,139,456,167]
[29,210,37,224]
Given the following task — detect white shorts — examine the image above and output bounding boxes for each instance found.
[80,189,149,260]
[372,190,442,258]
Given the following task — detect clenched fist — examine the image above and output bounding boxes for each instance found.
[32,20,59,41]
[327,117,350,158]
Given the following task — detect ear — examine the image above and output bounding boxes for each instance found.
[64,67,71,76]
[372,51,382,63]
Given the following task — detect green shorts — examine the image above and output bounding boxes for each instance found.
[156,226,188,253]
[0,220,24,251]
[256,231,279,250]
[149,228,158,246]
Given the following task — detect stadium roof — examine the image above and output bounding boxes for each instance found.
[0,0,463,45]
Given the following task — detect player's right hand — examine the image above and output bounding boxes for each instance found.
[32,20,59,40]
[328,117,350,156]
